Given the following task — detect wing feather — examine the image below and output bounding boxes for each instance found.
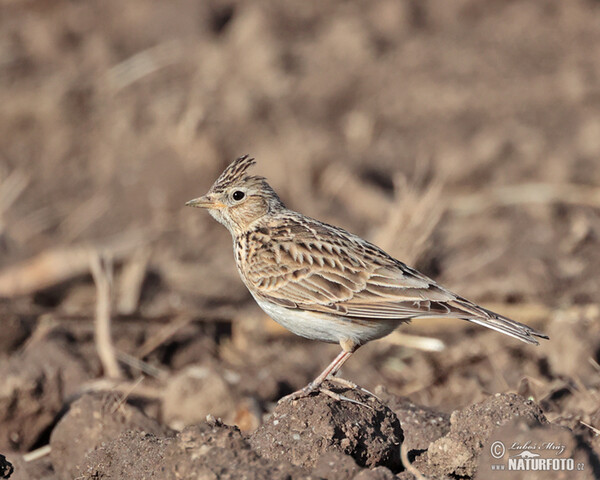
[243,215,548,345]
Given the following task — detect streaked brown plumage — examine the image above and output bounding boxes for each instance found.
[187,155,548,402]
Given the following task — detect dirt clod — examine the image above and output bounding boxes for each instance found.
[82,430,173,480]
[426,393,548,477]
[164,421,306,480]
[377,387,450,452]
[80,419,306,480]
[249,382,404,472]
[354,466,397,480]
[162,365,236,429]
[0,332,93,451]
[49,392,171,480]
[310,451,362,479]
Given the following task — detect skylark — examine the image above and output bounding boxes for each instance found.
[186,155,548,402]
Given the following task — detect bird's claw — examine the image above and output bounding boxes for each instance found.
[277,378,375,410]
[328,377,382,402]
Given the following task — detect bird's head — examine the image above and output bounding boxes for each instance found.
[186,155,284,235]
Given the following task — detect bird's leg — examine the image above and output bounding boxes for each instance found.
[326,339,381,401]
[278,349,354,403]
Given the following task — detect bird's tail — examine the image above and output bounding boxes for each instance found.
[450,297,549,345]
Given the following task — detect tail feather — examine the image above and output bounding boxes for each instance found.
[451,298,549,345]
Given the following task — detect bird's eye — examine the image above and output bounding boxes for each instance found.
[232,190,245,201]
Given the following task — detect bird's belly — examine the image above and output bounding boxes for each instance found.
[253,296,400,346]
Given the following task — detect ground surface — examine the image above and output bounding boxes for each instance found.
[0,0,599,478]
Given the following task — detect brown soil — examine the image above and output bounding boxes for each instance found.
[0,455,13,480]
[249,381,403,471]
[1,0,600,479]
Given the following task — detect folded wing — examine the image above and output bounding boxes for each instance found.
[245,217,548,345]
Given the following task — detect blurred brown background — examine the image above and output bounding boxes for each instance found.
[1,0,600,476]
[2,0,600,303]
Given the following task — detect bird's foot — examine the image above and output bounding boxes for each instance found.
[328,376,382,402]
[319,387,373,409]
[277,379,373,409]
[277,382,318,404]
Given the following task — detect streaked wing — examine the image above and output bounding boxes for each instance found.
[243,215,547,345]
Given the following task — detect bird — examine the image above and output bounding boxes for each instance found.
[186,155,548,403]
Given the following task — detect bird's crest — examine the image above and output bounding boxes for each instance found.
[211,155,256,192]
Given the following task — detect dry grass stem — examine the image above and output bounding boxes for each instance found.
[11,205,63,244]
[22,445,52,463]
[374,174,445,266]
[320,164,445,267]
[105,40,183,91]
[383,331,445,352]
[21,314,60,350]
[451,183,600,216]
[78,378,163,400]
[0,248,91,297]
[60,194,109,242]
[579,421,600,436]
[0,169,29,215]
[320,163,391,223]
[117,248,151,315]
[110,376,146,414]
[400,441,428,480]
[90,252,123,379]
[116,351,166,379]
[0,229,148,297]
[135,314,194,358]
[589,357,600,372]
[0,169,29,244]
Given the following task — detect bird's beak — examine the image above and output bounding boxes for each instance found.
[185,195,225,209]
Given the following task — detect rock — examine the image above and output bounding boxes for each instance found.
[249,381,403,471]
[162,365,236,429]
[426,393,548,477]
[310,451,362,480]
[0,332,93,451]
[49,392,171,480]
[353,466,397,479]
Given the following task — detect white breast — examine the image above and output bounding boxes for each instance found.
[253,295,401,346]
